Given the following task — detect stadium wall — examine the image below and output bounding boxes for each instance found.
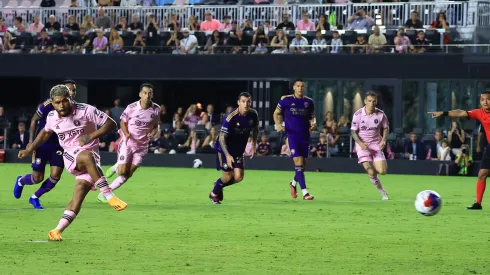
[4,150,477,176]
[0,54,487,80]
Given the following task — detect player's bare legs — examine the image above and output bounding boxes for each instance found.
[290,157,313,200]
[48,179,91,241]
[468,169,488,210]
[210,169,244,204]
[362,161,388,200]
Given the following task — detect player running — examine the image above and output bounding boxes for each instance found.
[351,92,389,200]
[14,80,77,209]
[100,83,160,202]
[273,79,316,200]
[209,92,259,204]
[429,91,490,210]
[18,85,127,241]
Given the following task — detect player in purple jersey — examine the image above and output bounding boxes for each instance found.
[209,92,259,204]
[273,79,316,200]
[351,92,389,200]
[13,80,77,209]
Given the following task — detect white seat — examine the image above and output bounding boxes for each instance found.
[6,1,18,7]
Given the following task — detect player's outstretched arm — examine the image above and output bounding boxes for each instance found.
[19,129,52,158]
[429,110,468,118]
[28,113,41,144]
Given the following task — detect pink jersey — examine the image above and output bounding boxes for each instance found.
[350,107,389,144]
[119,101,160,148]
[44,103,110,151]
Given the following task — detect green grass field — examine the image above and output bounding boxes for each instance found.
[1,163,489,275]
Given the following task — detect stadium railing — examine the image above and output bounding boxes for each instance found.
[0,1,486,31]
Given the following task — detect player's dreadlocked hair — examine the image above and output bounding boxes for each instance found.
[49,85,71,99]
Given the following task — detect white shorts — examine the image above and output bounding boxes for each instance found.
[63,148,101,184]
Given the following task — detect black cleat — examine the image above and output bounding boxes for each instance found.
[467,202,483,210]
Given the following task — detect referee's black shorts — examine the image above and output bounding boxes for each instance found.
[481,145,490,170]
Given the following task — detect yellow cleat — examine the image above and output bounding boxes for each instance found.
[47,229,63,241]
[108,196,128,212]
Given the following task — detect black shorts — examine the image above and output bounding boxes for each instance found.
[481,145,490,170]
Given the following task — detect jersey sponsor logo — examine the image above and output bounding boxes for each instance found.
[58,133,65,140]
[221,126,228,132]
[129,103,137,108]
[73,120,81,127]
[75,104,87,110]
[291,103,295,106]
[134,120,151,127]
[58,129,85,141]
[360,126,378,131]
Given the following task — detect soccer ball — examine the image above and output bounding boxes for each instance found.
[414,190,442,216]
[193,159,203,168]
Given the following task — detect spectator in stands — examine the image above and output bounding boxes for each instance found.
[290,31,309,54]
[244,136,254,157]
[264,20,273,34]
[130,16,144,31]
[0,18,6,33]
[98,0,111,6]
[448,121,465,156]
[219,16,232,32]
[436,139,451,161]
[180,129,201,154]
[404,132,425,160]
[347,9,373,30]
[110,99,124,124]
[70,0,79,7]
[351,34,367,54]
[430,12,450,44]
[314,134,328,158]
[368,26,386,53]
[242,19,254,32]
[3,32,19,53]
[276,15,295,31]
[428,129,443,160]
[162,129,178,154]
[188,16,200,31]
[159,104,171,125]
[54,29,74,53]
[166,14,180,31]
[40,0,56,7]
[183,104,200,130]
[200,11,221,31]
[177,107,184,117]
[129,30,146,53]
[330,31,342,53]
[328,122,340,155]
[92,29,108,53]
[82,15,96,31]
[198,113,212,131]
[109,29,124,54]
[28,16,45,33]
[31,29,53,54]
[414,31,430,53]
[257,135,271,156]
[204,30,224,54]
[14,17,26,33]
[204,104,217,126]
[297,12,315,31]
[45,15,61,32]
[316,14,330,32]
[280,139,290,157]
[227,28,248,54]
[11,122,29,149]
[405,11,423,29]
[173,120,185,133]
[65,16,80,31]
[115,17,128,31]
[323,111,335,128]
[0,106,8,125]
[271,29,288,54]
[252,25,269,54]
[174,28,197,55]
[75,27,92,54]
[166,31,180,53]
[312,31,327,53]
[202,127,218,150]
[149,130,165,154]
[454,144,472,175]
[394,28,414,54]
[96,8,112,29]
[338,115,350,128]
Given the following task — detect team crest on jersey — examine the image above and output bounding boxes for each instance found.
[374,119,379,124]
[74,120,80,126]
[35,158,41,165]
[304,102,309,108]
[151,113,156,118]
[58,133,65,141]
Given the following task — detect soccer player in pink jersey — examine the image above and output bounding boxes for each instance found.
[350,92,390,200]
[18,85,128,241]
[101,83,160,201]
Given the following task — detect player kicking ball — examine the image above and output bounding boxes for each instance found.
[273,79,316,200]
[100,83,160,201]
[209,92,259,204]
[14,80,77,209]
[18,85,127,241]
[429,91,490,210]
[351,92,389,200]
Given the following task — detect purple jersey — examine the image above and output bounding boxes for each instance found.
[277,95,315,139]
[36,98,62,150]
[350,107,389,144]
[214,108,259,157]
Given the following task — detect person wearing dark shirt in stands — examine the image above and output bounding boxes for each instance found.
[404,11,423,29]
[130,16,144,31]
[404,132,426,160]
[414,31,430,53]
[276,15,295,30]
[12,122,29,149]
[45,15,61,31]
[257,135,271,156]
[159,104,172,125]
[315,134,328,158]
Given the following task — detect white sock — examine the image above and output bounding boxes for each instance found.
[105,193,114,200]
[112,165,117,173]
[291,179,297,187]
[31,194,38,199]
[302,189,308,196]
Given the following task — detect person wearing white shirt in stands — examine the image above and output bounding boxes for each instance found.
[330,31,343,53]
[174,28,197,55]
[290,31,309,54]
[437,139,451,161]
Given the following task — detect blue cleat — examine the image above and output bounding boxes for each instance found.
[29,197,44,209]
[13,176,24,199]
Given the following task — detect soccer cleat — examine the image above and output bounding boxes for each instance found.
[303,193,314,200]
[29,197,44,209]
[108,196,128,211]
[105,164,117,179]
[467,202,483,210]
[382,192,389,201]
[13,176,24,199]
[209,192,221,204]
[213,182,224,201]
[97,192,108,202]
[289,183,298,199]
[47,229,63,241]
